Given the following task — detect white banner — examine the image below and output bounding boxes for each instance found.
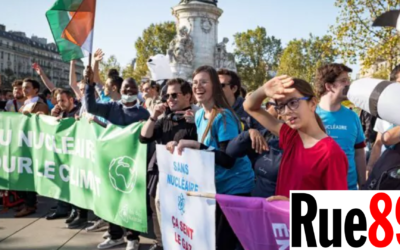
[157,145,216,250]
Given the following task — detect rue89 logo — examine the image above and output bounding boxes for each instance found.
[291,191,400,249]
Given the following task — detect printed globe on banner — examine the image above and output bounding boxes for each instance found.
[108,156,138,194]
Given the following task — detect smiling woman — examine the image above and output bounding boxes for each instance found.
[166,65,255,250]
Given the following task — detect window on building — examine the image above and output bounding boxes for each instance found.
[1,51,3,59]
[8,53,10,60]
[1,63,3,71]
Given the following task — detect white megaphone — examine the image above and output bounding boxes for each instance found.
[347,78,400,125]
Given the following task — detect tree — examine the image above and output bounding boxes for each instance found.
[122,64,135,79]
[99,55,121,82]
[234,26,282,91]
[133,22,176,81]
[372,63,390,79]
[277,35,338,83]
[331,0,400,74]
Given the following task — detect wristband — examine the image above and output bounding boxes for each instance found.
[150,117,157,123]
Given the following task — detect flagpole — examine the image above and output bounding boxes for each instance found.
[87,53,92,84]
[187,191,216,199]
[87,0,96,84]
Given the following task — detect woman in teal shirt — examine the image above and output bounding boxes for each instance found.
[166,65,254,250]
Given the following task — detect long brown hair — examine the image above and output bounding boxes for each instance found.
[193,65,241,143]
[291,78,326,133]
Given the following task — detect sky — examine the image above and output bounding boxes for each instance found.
[0,0,360,75]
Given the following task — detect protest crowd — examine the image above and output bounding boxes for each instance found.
[1,43,400,249]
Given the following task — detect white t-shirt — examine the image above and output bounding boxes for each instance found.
[5,99,23,112]
[374,118,394,154]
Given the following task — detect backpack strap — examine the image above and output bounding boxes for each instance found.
[13,99,18,112]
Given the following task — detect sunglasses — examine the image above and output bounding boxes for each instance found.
[220,83,232,89]
[271,96,311,115]
[163,93,182,100]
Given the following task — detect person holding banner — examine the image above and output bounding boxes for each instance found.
[14,78,50,217]
[166,66,255,250]
[4,80,26,112]
[227,101,282,198]
[140,78,198,250]
[244,77,348,199]
[46,89,82,221]
[84,67,149,250]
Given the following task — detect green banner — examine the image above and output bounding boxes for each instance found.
[0,113,147,232]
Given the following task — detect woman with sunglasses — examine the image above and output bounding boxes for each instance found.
[166,66,254,250]
[244,76,348,200]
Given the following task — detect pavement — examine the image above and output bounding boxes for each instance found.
[0,196,157,250]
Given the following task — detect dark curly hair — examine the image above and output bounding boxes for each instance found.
[314,63,352,98]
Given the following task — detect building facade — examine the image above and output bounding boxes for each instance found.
[0,24,84,89]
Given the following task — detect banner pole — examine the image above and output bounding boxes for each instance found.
[87,53,92,84]
[187,191,216,199]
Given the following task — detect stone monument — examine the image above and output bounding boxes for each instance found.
[168,0,236,80]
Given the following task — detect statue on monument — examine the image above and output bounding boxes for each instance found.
[215,37,237,72]
[179,0,218,5]
[168,26,194,65]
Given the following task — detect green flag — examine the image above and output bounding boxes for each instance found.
[0,113,147,232]
[46,0,96,62]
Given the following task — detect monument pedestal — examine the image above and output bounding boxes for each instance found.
[169,1,223,80]
[167,1,236,80]
[170,63,193,80]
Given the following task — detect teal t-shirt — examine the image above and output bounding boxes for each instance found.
[316,105,365,190]
[195,108,254,195]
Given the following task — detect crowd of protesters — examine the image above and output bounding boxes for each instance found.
[1,47,400,250]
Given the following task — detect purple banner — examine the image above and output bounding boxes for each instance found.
[216,194,290,250]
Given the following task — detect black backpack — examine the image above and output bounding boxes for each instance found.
[363,143,400,190]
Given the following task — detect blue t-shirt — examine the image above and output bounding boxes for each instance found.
[96,90,111,124]
[195,108,254,195]
[47,99,54,110]
[316,105,365,190]
[99,90,111,103]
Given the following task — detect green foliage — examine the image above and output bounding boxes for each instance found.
[133,22,176,81]
[331,0,400,74]
[277,35,338,83]
[371,64,390,79]
[122,64,135,80]
[99,55,121,82]
[234,26,282,91]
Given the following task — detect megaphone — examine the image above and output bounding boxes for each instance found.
[347,78,400,125]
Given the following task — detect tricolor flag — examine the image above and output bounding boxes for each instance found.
[46,0,96,62]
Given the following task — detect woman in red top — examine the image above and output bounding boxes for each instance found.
[244,76,348,199]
